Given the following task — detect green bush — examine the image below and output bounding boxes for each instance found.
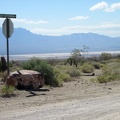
[81,63,94,73]
[0,71,8,83]
[52,77,63,87]
[54,64,81,78]
[103,62,120,77]
[54,73,71,86]
[97,61,120,83]
[52,68,63,86]
[1,85,15,97]
[97,75,108,83]
[99,53,111,61]
[53,67,72,86]
[91,62,101,69]
[67,68,81,77]
[53,64,81,86]
[97,75,116,83]
[22,58,54,86]
[58,73,71,82]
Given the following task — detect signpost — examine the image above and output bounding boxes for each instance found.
[0,14,16,75]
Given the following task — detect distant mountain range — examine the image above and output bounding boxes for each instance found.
[0,27,120,55]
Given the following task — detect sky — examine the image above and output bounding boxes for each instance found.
[0,0,120,37]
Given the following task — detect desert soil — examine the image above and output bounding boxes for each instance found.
[0,69,120,120]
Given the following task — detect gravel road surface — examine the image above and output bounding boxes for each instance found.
[1,93,120,120]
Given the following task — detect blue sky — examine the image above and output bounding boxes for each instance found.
[0,0,120,37]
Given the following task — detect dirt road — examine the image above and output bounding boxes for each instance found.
[0,93,120,120]
[1,72,120,120]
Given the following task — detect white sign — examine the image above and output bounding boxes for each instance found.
[2,18,14,38]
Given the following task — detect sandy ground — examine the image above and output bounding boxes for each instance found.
[0,70,120,120]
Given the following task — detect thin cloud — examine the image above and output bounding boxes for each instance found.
[29,22,120,36]
[63,22,120,30]
[90,2,120,12]
[13,19,48,24]
[100,22,120,28]
[89,2,108,11]
[105,2,120,12]
[69,16,89,20]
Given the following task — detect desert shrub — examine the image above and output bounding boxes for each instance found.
[97,75,108,83]
[55,65,71,73]
[47,59,64,66]
[97,61,120,83]
[9,62,13,67]
[81,63,94,73]
[103,62,120,76]
[52,77,63,87]
[53,68,63,86]
[53,67,72,86]
[99,53,111,61]
[57,73,71,82]
[91,62,101,69]
[0,71,8,82]
[53,65,80,86]
[97,75,116,83]
[1,85,15,97]
[67,68,81,77]
[22,58,54,86]
[54,64,81,77]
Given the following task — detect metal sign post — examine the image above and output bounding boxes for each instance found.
[0,14,16,75]
[6,18,10,75]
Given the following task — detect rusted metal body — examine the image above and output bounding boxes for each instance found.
[6,70,44,89]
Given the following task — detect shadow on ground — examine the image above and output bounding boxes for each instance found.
[26,88,50,97]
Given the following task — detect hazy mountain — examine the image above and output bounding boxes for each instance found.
[0,27,120,55]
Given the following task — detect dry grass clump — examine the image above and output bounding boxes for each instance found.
[0,71,7,83]
[97,60,120,83]
[81,63,95,73]
[0,85,15,97]
[53,65,81,86]
[91,62,101,69]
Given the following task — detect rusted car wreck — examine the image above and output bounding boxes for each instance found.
[6,70,44,90]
